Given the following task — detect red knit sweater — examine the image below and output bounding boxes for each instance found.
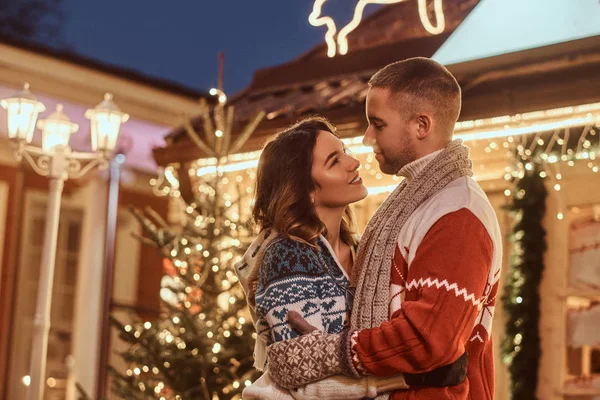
[351,208,499,399]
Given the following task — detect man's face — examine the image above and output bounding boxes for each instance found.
[363,87,417,174]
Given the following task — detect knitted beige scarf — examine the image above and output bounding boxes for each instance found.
[351,139,473,331]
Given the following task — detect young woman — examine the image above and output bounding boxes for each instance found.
[235,117,464,399]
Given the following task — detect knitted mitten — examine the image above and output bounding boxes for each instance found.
[267,330,358,389]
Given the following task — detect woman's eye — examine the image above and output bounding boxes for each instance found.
[331,158,339,166]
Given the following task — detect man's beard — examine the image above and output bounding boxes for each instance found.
[378,149,415,175]
[378,155,400,174]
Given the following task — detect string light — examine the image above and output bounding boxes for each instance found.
[209,88,227,104]
[179,104,600,200]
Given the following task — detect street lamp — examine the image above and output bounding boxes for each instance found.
[1,83,46,142]
[38,104,79,152]
[1,83,129,400]
[85,93,129,153]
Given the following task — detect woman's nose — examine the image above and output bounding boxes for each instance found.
[348,157,360,171]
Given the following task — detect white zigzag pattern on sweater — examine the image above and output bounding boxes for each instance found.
[405,277,485,309]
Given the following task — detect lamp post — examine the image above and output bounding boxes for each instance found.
[1,84,129,400]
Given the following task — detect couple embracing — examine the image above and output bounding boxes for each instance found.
[235,57,502,400]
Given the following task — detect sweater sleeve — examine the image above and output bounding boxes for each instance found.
[255,240,326,343]
[292,374,411,400]
[352,208,493,375]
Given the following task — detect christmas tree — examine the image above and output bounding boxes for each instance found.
[109,85,266,399]
[109,171,259,399]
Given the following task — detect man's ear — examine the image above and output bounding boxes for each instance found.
[416,114,433,140]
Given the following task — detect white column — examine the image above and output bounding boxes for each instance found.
[108,208,141,379]
[0,181,9,276]
[538,181,568,400]
[66,175,108,400]
[487,189,510,400]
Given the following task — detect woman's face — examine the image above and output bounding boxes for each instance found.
[311,130,368,208]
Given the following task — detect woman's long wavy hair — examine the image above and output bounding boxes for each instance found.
[252,116,358,248]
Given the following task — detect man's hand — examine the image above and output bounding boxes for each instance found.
[287,311,319,334]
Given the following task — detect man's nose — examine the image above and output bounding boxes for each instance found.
[362,129,375,147]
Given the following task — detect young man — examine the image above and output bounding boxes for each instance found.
[266,58,502,400]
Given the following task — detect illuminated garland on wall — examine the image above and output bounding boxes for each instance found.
[501,164,547,400]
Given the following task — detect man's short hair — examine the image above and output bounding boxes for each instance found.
[369,57,461,131]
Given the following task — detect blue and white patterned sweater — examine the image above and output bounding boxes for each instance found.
[254,236,354,346]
